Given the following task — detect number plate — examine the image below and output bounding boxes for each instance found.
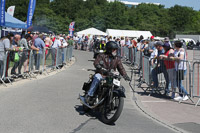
[113,79,120,86]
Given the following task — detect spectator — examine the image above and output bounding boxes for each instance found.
[17,34,31,75]
[116,38,121,56]
[131,38,137,49]
[51,36,61,66]
[45,35,53,49]
[148,36,156,54]
[59,37,68,65]
[124,37,131,59]
[34,34,45,70]
[0,33,14,77]
[140,40,151,57]
[171,41,188,101]
[150,43,159,69]
[164,37,172,47]
[11,34,22,75]
[150,41,169,95]
[74,35,79,49]
[77,36,82,50]
[136,35,144,51]
[32,32,39,46]
[44,35,53,58]
[159,42,176,98]
[84,35,89,51]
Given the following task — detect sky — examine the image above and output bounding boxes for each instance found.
[126,0,200,10]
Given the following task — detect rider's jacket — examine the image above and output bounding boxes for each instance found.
[94,53,127,76]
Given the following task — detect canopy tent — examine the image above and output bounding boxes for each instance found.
[106,29,152,39]
[4,12,27,29]
[27,25,53,33]
[76,28,107,36]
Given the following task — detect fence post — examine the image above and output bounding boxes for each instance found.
[42,49,46,74]
[0,51,9,86]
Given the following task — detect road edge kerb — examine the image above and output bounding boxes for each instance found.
[131,90,189,133]
[0,57,76,89]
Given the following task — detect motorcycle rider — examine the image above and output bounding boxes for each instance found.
[86,41,131,102]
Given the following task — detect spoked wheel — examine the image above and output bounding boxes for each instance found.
[101,94,124,124]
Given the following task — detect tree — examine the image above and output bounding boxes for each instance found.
[4,0,200,36]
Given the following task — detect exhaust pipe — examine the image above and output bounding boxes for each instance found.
[79,94,105,109]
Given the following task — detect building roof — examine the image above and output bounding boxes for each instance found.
[106,29,152,39]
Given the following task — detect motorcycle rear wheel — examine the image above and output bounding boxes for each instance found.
[101,94,124,124]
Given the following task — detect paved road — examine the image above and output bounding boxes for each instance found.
[0,50,178,133]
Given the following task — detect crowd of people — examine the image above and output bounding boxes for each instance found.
[0,31,190,101]
[0,32,74,81]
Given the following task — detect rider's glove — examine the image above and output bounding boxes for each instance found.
[123,75,131,81]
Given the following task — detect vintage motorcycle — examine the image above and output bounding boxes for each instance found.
[79,68,126,124]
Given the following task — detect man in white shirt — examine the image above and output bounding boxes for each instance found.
[51,36,61,66]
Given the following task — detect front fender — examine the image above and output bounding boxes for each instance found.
[113,86,126,98]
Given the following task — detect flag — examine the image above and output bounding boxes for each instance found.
[0,0,6,26]
[7,6,15,16]
[26,0,36,28]
[69,22,75,37]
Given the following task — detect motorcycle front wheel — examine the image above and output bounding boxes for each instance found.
[101,94,124,125]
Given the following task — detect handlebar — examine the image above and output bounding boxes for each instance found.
[87,68,121,79]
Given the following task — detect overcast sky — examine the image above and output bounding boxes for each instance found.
[126,0,200,10]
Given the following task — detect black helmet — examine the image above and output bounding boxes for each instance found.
[174,40,183,48]
[106,41,119,54]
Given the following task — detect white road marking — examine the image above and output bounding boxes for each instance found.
[141,101,167,103]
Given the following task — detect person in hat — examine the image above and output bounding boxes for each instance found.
[159,42,176,98]
[150,41,169,96]
[164,37,172,47]
[148,36,156,54]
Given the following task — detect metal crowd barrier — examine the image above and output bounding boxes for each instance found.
[119,46,199,106]
[193,46,200,61]
[128,48,133,64]
[192,62,200,107]
[0,47,73,87]
[142,56,151,86]
[135,50,143,69]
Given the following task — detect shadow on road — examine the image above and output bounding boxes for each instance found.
[74,105,116,126]
[74,105,99,118]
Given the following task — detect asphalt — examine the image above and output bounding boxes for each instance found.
[0,50,184,133]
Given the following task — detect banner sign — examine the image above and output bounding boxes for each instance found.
[26,0,36,28]
[69,22,75,37]
[7,6,15,16]
[0,0,6,26]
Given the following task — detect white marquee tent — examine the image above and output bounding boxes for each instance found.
[106,29,152,39]
[76,27,107,36]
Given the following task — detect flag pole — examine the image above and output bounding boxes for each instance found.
[0,26,2,38]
